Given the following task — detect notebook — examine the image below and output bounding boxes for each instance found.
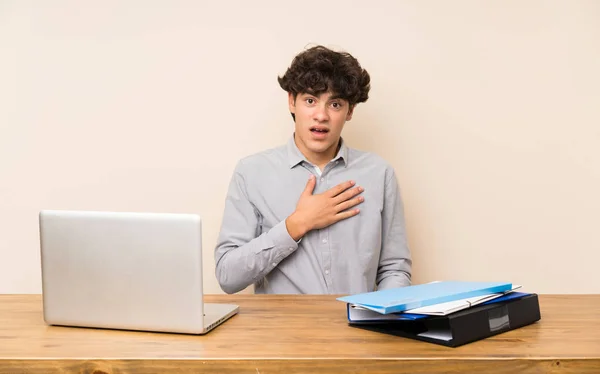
[337,281,513,314]
[402,284,522,316]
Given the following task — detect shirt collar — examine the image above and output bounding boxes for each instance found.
[287,134,348,169]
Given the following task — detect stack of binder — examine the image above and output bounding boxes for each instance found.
[337,281,541,347]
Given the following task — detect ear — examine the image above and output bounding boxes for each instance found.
[288,92,296,115]
[346,104,355,121]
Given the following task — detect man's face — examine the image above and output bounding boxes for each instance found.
[289,91,354,158]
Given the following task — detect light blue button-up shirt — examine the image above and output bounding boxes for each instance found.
[215,136,412,294]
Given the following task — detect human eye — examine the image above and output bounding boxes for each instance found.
[330,101,344,109]
[305,97,316,105]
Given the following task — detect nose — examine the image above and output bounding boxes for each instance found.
[313,104,330,122]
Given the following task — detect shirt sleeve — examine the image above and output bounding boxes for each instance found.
[214,162,300,294]
[376,169,412,290]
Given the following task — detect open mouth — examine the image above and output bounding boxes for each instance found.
[310,126,330,134]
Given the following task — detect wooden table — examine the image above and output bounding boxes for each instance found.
[1,295,599,373]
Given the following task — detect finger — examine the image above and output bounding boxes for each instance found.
[333,208,361,222]
[335,196,364,213]
[302,175,316,197]
[332,186,364,205]
[326,180,355,198]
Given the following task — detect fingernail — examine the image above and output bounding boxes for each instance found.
[351,180,355,185]
[359,187,364,192]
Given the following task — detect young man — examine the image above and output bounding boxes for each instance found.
[215,45,412,294]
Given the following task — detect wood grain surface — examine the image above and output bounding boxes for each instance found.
[1,294,598,373]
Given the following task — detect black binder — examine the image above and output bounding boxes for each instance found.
[350,293,541,347]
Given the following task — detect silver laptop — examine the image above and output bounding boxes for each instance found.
[39,210,238,334]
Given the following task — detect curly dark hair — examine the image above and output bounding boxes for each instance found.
[278,45,371,108]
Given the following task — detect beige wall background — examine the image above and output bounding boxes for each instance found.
[1,1,599,294]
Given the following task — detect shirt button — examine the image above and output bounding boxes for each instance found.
[325,270,330,275]
[320,178,325,182]
[289,247,294,251]
[272,263,277,266]
[322,238,328,244]
[335,161,339,165]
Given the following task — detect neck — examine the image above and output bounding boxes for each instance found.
[294,135,341,170]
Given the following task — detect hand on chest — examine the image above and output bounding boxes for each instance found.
[253,169,385,232]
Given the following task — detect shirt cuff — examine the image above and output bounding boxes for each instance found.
[266,220,300,262]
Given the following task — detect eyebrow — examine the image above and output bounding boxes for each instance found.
[300,90,317,97]
[328,94,347,101]
[300,91,347,102]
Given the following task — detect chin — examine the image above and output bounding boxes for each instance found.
[306,140,333,151]
[297,132,337,152]
[306,146,328,154]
